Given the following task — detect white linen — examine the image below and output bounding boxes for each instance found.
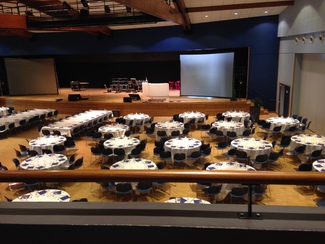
[110,158,157,189]
[98,123,129,137]
[20,153,68,170]
[211,120,245,135]
[222,110,250,122]
[165,197,211,204]
[266,116,300,131]
[289,134,325,154]
[312,159,325,172]
[206,161,256,200]
[0,106,9,117]
[41,110,112,137]
[155,120,184,140]
[29,135,66,154]
[123,113,149,126]
[164,137,202,164]
[231,138,273,159]
[13,189,70,202]
[179,111,205,124]
[103,136,140,155]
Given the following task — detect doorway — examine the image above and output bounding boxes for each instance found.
[278,84,290,117]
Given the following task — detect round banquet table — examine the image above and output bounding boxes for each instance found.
[98,123,129,137]
[164,137,202,165]
[230,138,273,159]
[222,110,250,122]
[164,197,211,204]
[29,135,67,155]
[211,120,245,135]
[20,153,68,170]
[206,161,256,200]
[266,116,300,131]
[103,136,140,155]
[123,113,150,127]
[110,158,158,189]
[312,159,325,172]
[0,106,9,117]
[155,120,184,140]
[289,134,325,155]
[178,111,205,124]
[12,189,70,202]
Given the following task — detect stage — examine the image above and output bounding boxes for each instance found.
[0,88,254,117]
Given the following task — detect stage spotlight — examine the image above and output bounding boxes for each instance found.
[126,6,132,13]
[63,1,73,10]
[104,5,111,13]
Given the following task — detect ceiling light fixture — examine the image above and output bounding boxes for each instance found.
[234,12,238,15]
[264,10,268,14]
[319,33,324,43]
[302,36,306,44]
[295,37,299,45]
[310,35,315,44]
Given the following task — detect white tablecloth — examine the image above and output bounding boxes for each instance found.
[312,159,325,172]
[20,153,68,170]
[206,161,255,200]
[29,135,67,154]
[103,136,140,155]
[178,111,205,124]
[165,197,211,204]
[98,123,129,137]
[222,110,250,122]
[41,110,112,137]
[266,116,300,131]
[211,120,245,135]
[123,113,150,126]
[13,189,70,202]
[0,106,9,117]
[231,138,273,159]
[110,158,157,189]
[155,121,184,140]
[164,137,202,164]
[289,134,325,154]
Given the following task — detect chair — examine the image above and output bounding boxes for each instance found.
[200,124,211,138]
[53,144,66,154]
[103,133,114,140]
[18,144,29,154]
[201,146,212,162]
[269,125,282,137]
[24,181,42,192]
[226,131,237,141]
[113,148,126,162]
[72,198,88,202]
[222,148,237,160]
[214,141,229,155]
[283,125,297,136]
[229,186,249,203]
[90,145,102,163]
[129,147,142,158]
[202,184,222,203]
[170,130,180,138]
[235,150,250,164]
[91,131,103,145]
[156,130,168,141]
[69,157,84,170]
[12,158,20,169]
[251,154,268,170]
[215,130,226,141]
[305,149,322,164]
[0,162,8,170]
[180,128,190,137]
[41,129,51,136]
[135,182,153,202]
[292,114,298,119]
[42,149,52,154]
[64,139,77,153]
[153,146,165,160]
[14,149,28,160]
[116,183,133,201]
[297,115,303,122]
[241,129,252,138]
[53,130,61,136]
[159,150,172,164]
[289,145,306,160]
[173,153,186,166]
[268,148,284,165]
[101,148,113,164]
[277,135,291,149]
[187,151,201,165]
[28,150,39,157]
[0,124,8,138]
[252,184,270,204]
[145,127,155,141]
[68,153,76,164]
[294,163,313,172]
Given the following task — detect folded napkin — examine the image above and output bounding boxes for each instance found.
[193,199,201,204]
[148,165,155,168]
[208,166,216,170]
[179,198,187,203]
[60,195,70,201]
[38,190,47,195]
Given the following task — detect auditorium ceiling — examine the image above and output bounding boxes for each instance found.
[0,0,294,38]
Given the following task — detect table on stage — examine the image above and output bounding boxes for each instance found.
[222,110,250,122]
[178,111,205,124]
[98,123,129,138]
[29,135,67,155]
[13,189,70,202]
[20,153,69,170]
[164,137,202,165]
[266,116,300,131]
[206,161,255,200]
[103,136,140,155]
[230,137,273,159]
[289,134,325,155]
[211,120,245,135]
[154,120,184,140]
[164,197,210,204]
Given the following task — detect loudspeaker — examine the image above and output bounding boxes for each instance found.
[68,94,82,101]
[123,97,132,103]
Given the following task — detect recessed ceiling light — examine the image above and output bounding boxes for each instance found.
[205,15,208,18]
[234,12,238,15]
[264,10,268,14]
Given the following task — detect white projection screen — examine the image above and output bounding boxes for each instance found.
[180,52,234,97]
[5,58,59,95]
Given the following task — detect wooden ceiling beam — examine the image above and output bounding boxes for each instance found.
[30,26,112,36]
[172,0,191,31]
[187,1,295,13]
[113,0,187,29]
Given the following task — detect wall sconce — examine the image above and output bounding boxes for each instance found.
[319,33,324,43]
[295,37,299,45]
[301,36,306,44]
